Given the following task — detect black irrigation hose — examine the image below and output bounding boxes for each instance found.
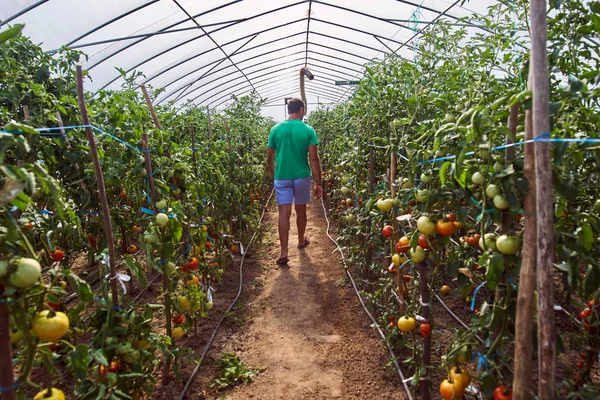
[178,187,275,400]
[319,197,414,400]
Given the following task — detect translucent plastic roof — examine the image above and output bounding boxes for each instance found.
[1,0,499,117]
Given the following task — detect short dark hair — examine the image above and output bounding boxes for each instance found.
[287,98,304,114]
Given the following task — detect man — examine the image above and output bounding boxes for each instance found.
[266,98,323,265]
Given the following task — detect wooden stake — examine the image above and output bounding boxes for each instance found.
[140,84,162,130]
[206,106,213,146]
[531,0,555,397]
[190,124,198,175]
[418,262,431,400]
[0,286,15,400]
[76,65,119,306]
[142,133,157,211]
[513,75,537,399]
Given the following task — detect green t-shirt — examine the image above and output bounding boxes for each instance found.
[267,119,319,180]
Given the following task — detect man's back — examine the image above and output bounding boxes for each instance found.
[267,119,319,180]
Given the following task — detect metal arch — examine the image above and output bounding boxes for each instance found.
[145,30,307,88]
[46,19,245,54]
[312,0,413,32]
[306,58,362,77]
[87,0,244,70]
[393,0,462,54]
[309,31,400,59]
[171,0,261,100]
[307,56,363,75]
[188,64,306,106]
[118,16,308,91]
[160,49,307,105]
[215,84,341,110]
[395,0,460,21]
[373,35,398,55]
[310,17,416,51]
[310,50,365,68]
[304,0,312,67]
[65,0,161,47]
[151,34,309,102]
[163,55,308,106]
[173,33,259,103]
[308,42,371,62]
[94,19,241,92]
[0,0,49,26]
[209,68,351,109]
[195,60,356,108]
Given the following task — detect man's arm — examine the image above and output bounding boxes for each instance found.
[266,147,275,179]
[308,144,323,199]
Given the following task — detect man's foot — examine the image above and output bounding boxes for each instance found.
[276,256,289,265]
[297,237,310,249]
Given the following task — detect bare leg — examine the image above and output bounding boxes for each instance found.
[278,204,292,259]
[296,204,307,245]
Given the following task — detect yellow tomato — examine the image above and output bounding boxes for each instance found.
[397,316,417,332]
[34,388,65,400]
[172,327,186,339]
[449,366,471,388]
[32,311,69,342]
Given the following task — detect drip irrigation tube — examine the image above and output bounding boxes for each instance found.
[319,197,414,400]
[178,187,275,400]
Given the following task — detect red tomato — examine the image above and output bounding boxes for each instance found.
[107,361,121,373]
[580,309,592,320]
[187,257,199,270]
[173,315,185,325]
[493,386,512,400]
[420,323,431,338]
[577,361,585,369]
[388,315,395,322]
[446,214,457,222]
[205,241,212,250]
[436,219,455,236]
[580,351,587,360]
[418,235,430,249]
[341,200,346,207]
[382,225,393,238]
[584,322,590,331]
[50,249,64,262]
[396,236,410,253]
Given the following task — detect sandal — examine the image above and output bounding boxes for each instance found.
[298,237,310,249]
[276,257,289,265]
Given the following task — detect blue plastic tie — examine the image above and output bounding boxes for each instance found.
[141,207,155,215]
[504,274,518,290]
[94,297,123,312]
[396,151,410,162]
[471,280,487,311]
[0,382,19,392]
[472,352,491,372]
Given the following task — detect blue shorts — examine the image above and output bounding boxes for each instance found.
[274,177,311,205]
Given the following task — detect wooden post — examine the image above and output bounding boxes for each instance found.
[513,75,537,398]
[369,146,375,195]
[142,134,157,211]
[531,0,555,397]
[76,65,119,306]
[0,286,15,400]
[206,106,213,149]
[389,150,404,313]
[140,84,162,130]
[22,105,29,120]
[190,124,198,175]
[418,263,431,400]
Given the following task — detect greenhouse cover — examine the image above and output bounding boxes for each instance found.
[2,0,499,119]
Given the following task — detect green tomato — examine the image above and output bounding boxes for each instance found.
[493,162,503,173]
[156,213,169,227]
[410,246,426,263]
[156,199,167,209]
[496,235,521,255]
[415,189,429,203]
[485,184,501,199]
[479,233,498,252]
[9,258,41,288]
[594,199,600,213]
[417,216,436,235]
[493,194,509,210]
[376,198,393,211]
[345,214,355,222]
[421,173,432,183]
[341,186,350,195]
[471,171,485,185]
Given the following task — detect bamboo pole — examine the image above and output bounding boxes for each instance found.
[140,84,162,130]
[142,134,157,211]
[206,106,213,151]
[76,65,119,306]
[530,0,555,397]
[0,286,15,400]
[513,75,537,398]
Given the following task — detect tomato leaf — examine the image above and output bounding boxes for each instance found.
[0,24,24,46]
[486,254,505,290]
[439,161,452,185]
[68,344,89,381]
[584,264,600,299]
[92,349,108,366]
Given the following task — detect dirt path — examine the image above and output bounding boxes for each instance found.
[203,200,406,399]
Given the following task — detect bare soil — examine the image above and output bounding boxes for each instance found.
[169,200,406,399]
